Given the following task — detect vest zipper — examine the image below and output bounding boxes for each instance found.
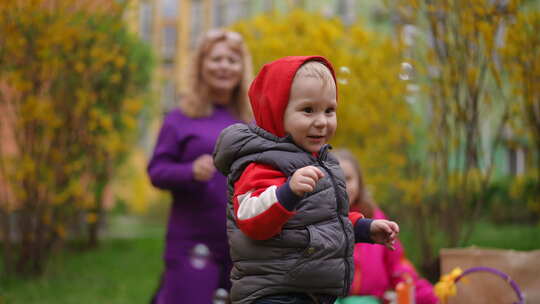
[316,145,351,296]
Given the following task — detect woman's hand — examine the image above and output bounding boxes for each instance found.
[193,154,216,182]
[289,166,325,196]
[370,219,399,250]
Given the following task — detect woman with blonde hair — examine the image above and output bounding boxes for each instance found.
[148,29,253,304]
[334,149,438,304]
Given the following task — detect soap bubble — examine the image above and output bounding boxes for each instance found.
[190,243,210,270]
[338,66,351,85]
[399,62,414,81]
[213,288,229,304]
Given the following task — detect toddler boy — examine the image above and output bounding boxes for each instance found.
[213,56,399,304]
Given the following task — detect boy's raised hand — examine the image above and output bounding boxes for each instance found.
[290,166,325,196]
[370,219,399,250]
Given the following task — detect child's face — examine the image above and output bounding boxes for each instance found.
[339,158,360,203]
[283,76,337,153]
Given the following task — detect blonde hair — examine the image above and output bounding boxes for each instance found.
[334,149,376,218]
[294,61,336,91]
[180,29,253,122]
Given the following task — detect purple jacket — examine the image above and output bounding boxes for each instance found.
[349,209,438,304]
[147,106,240,261]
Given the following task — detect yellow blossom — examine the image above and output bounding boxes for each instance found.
[435,267,463,303]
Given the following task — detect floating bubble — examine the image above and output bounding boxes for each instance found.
[399,62,414,81]
[339,66,351,74]
[213,288,229,304]
[338,66,351,85]
[190,243,210,270]
[401,24,418,47]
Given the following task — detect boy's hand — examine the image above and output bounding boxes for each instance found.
[370,219,399,250]
[193,154,216,182]
[290,166,324,196]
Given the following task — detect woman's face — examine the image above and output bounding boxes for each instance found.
[201,41,243,101]
[340,158,360,204]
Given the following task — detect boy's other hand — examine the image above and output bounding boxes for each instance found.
[290,166,325,196]
[370,219,399,250]
[193,154,216,181]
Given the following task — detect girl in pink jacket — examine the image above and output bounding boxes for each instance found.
[335,149,438,304]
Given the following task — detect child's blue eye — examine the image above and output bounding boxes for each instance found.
[325,108,335,114]
[303,107,313,113]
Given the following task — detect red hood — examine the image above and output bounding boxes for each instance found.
[248,56,337,137]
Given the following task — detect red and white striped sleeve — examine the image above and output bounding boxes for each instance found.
[233,163,302,240]
[233,162,371,242]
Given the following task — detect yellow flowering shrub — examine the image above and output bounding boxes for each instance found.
[0,0,153,275]
[502,11,540,206]
[387,0,538,279]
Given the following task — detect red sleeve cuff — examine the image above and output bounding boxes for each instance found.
[348,211,365,226]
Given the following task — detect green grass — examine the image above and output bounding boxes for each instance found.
[467,220,540,250]
[1,216,166,304]
[1,237,164,304]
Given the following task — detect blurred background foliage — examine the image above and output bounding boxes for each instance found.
[388,0,540,278]
[0,0,153,275]
[0,0,539,301]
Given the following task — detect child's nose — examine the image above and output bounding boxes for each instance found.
[313,115,327,128]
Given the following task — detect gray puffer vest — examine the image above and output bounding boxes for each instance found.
[213,123,354,304]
